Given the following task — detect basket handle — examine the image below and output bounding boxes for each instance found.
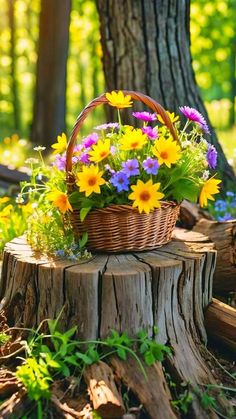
[66,90,179,173]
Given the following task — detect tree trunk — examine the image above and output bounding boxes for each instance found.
[96,0,235,188]
[0,230,234,417]
[8,0,21,132]
[31,0,71,147]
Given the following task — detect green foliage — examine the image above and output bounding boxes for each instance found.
[15,320,171,405]
[0,332,10,345]
[191,0,236,104]
[172,388,193,414]
[16,357,52,401]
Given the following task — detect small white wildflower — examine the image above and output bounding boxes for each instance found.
[37,173,43,181]
[33,146,46,151]
[181,140,191,149]
[16,194,24,204]
[202,170,210,180]
[25,158,39,165]
[31,202,38,209]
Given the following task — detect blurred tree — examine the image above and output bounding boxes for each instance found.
[8,0,21,131]
[191,0,236,127]
[31,0,71,146]
[96,0,235,187]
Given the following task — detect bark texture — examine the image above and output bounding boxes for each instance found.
[194,218,236,292]
[31,0,71,146]
[96,0,235,187]
[0,230,233,417]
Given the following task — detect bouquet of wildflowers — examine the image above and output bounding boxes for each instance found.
[19,90,222,255]
[49,91,220,219]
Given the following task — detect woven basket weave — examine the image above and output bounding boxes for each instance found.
[66,90,180,252]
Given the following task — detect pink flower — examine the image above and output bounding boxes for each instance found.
[132,111,157,122]
[142,126,158,139]
[179,106,210,134]
[82,133,99,148]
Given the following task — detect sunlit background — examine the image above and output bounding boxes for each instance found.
[0,0,235,168]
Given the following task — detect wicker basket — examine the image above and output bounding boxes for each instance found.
[65,90,180,252]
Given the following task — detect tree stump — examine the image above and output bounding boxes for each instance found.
[0,229,233,418]
[194,218,236,293]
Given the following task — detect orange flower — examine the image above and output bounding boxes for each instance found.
[47,190,72,214]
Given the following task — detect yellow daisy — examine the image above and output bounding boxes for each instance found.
[47,190,72,213]
[157,111,179,124]
[152,137,181,168]
[89,139,110,163]
[199,178,221,207]
[51,133,67,155]
[106,91,133,108]
[129,179,164,214]
[120,128,147,151]
[0,204,13,219]
[76,165,105,197]
[0,197,10,205]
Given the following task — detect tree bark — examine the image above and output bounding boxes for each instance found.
[96,0,235,188]
[8,0,21,131]
[31,0,71,147]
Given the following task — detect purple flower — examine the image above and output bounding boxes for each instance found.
[142,157,159,175]
[217,213,233,222]
[95,123,119,130]
[142,126,158,139]
[206,144,217,169]
[53,154,78,170]
[74,144,83,153]
[110,146,117,155]
[122,159,139,177]
[82,133,98,148]
[104,164,115,175]
[110,171,129,192]
[53,155,66,170]
[179,106,210,134]
[132,111,157,122]
[79,153,90,164]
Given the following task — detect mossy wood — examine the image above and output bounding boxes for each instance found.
[0,228,233,418]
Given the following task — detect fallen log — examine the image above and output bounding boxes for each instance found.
[84,361,125,418]
[194,218,236,292]
[110,356,176,419]
[205,298,236,352]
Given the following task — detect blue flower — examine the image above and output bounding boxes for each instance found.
[122,159,139,177]
[214,199,227,211]
[226,191,235,197]
[110,171,129,192]
[217,213,233,222]
[55,249,65,258]
[142,157,159,175]
[206,144,217,169]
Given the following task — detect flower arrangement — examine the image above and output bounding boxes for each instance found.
[19,90,222,254]
[54,91,220,216]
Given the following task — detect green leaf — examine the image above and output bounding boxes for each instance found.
[47,359,61,369]
[80,207,92,222]
[140,342,149,354]
[171,179,199,203]
[117,347,127,360]
[144,350,156,366]
[64,326,77,339]
[79,232,88,248]
[76,352,93,365]
[69,192,80,204]
[59,343,68,357]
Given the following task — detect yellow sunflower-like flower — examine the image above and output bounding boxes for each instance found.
[0,197,10,205]
[157,111,179,124]
[120,128,147,151]
[76,165,105,197]
[89,138,110,163]
[47,190,72,214]
[129,179,164,214]
[0,204,13,219]
[199,177,221,207]
[152,137,181,168]
[51,133,67,155]
[106,91,133,108]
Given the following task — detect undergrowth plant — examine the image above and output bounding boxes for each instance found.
[15,319,171,418]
